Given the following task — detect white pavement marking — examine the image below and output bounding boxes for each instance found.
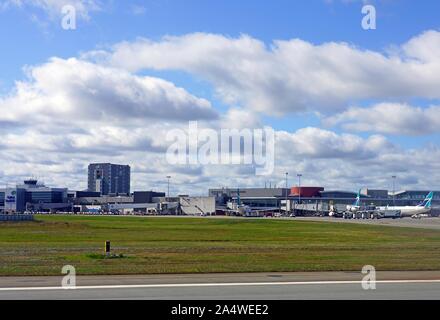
[1,279,440,291]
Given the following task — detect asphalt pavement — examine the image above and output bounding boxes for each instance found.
[1,271,440,300]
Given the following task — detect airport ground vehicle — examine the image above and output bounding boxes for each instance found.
[343,211,372,219]
[411,213,429,219]
[377,209,401,219]
[343,209,401,220]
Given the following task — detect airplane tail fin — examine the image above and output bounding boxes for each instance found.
[353,189,361,207]
[418,192,434,209]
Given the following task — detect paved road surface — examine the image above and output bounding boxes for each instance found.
[291,217,440,230]
[1,271,440,300]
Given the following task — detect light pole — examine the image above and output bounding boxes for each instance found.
[166,176,171,198]
[392,175,396,207]
[297,174,302,205]
[285,172,289,214]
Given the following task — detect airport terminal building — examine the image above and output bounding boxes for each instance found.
[1,165,438,216]
[210,187,440,215]
[0,179,70,214]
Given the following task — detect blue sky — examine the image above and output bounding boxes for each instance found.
[2,0,440,87]
[0,0,440,193]
[1,0,440,127]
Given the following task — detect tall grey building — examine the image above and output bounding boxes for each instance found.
[88,163,131,196]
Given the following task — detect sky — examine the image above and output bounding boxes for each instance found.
[0,0,440,195]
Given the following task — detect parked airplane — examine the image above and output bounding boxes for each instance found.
[379,192,434,217]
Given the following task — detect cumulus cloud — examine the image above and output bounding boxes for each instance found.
[1,121,439,193]
[276,127,393,160]
[323,103,440,136]
[273,138,440,192]
[0,57,218,125]
[0,56,221,191]
[220,108,262,129]
[99,31,440,116]
[402,30,440,63]
[2,30,440,193]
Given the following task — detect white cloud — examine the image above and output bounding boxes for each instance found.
[220,108,261,129]
[101,31,440,116]
[1,120,439,192]
[0,57,223,192]
[0,57,218,125]
[273,133,440,191]
[276,127,393,160]
[323,103,440,136]
[402,30,440,63]
[1,30,440,193]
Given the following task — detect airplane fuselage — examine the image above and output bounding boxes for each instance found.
[379,206,431,217]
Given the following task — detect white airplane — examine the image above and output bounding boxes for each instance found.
[379,192,434,217]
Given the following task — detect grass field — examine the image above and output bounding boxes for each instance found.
[1,215,440,276]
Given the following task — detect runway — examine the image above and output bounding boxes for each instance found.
[291,217,440,230]
[1,271,440,300]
